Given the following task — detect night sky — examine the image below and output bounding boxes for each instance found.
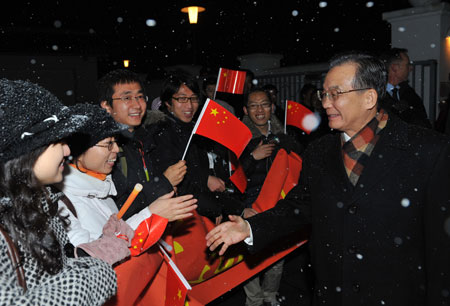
[0,0,437,78]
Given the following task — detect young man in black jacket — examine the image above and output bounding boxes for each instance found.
[98,69,187,219]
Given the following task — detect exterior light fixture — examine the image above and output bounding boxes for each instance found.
[123,60,130,68]
[181,6,205,24]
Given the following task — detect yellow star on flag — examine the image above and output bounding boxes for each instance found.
[210,108,219,116]
[177,288,182,300]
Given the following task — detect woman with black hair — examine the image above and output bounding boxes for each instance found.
[0,79,117,305]
[144,71,244,222]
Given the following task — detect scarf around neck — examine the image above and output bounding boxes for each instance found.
[341,109,388,186]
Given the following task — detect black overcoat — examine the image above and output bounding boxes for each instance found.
[248,114,450,306]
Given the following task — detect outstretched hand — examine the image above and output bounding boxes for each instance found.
[149,191,197,222]
[205,215,250,256]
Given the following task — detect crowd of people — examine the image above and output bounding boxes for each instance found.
[0,47,448,306]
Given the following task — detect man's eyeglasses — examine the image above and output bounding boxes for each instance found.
[316,88,372,102]
[112,94,148,104]
[247,102,272,110]
[95,140,118,151]
[172,96,200,104]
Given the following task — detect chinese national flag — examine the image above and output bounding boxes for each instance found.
[215,68,247,95]
[129,214,168,257]
[162,246,191,306]
[229,152,247,193]
[193,99,252,158]
[252,149,302,213]
[285,100,317,134]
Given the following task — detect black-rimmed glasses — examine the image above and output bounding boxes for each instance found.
[316,88,372,102]
[111,94,148,104]
[172,96,200,104]
[95,140,118,151]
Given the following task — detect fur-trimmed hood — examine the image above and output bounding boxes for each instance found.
[143,109,168,126]
[242,114,284,139]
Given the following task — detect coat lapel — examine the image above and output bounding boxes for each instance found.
[324,134,354,195]
[350,115,408,203]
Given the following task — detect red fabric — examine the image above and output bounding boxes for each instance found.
[105,249,163,306]
[139,148,306,305]
[129,214,168,256]
[163,211,244,284]
[165,258,189,306]
[229,152,247,193]
[188,238,307,304]
[136,261,204,306]
[215,68,247,94]
[193,99,252,158]
[285,100,315,134]
[253,149,302,212]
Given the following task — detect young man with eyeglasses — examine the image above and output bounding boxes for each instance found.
[98,69,187,220]
[380,48,431,128]
[206,52,450,306]
[240,87,304,306]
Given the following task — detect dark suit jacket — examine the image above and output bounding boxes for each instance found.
[248,113,450,306]
[380,81,431,128]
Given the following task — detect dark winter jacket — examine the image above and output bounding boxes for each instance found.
[111,125,173,220]
[240,115,303,206]
[145,110,244,220]
[248,113,450,306]
[0,188,117,305]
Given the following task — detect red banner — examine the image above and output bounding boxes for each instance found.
[113,149,306,305]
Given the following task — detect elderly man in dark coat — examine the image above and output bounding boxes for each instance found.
[206,52,450,306]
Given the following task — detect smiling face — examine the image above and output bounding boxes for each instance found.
[244,91,274,134]
[322,63,377,137]
[33,142,70,184]
[101,82,146,131]
[77,137,119,174]
[165,84,199,123]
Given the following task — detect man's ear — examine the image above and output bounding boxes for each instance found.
[243,106,248,116]
[364,89,378,110]
[165,101,172,112]
[101,100,113,114]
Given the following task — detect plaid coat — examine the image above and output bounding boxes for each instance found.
[248,113,450,306]
[0,190,117,305]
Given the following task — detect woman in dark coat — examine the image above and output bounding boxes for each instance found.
[146,72,243,222]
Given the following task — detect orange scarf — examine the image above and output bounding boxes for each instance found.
[69,163,107,181]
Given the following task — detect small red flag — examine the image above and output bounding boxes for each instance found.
[252,149,302,213]
[161,246,191,306]
[285,100,319,134]
[129,214,168,256]
[215,68,247,95]
[229,153,247,193]
[192,99,252,158]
